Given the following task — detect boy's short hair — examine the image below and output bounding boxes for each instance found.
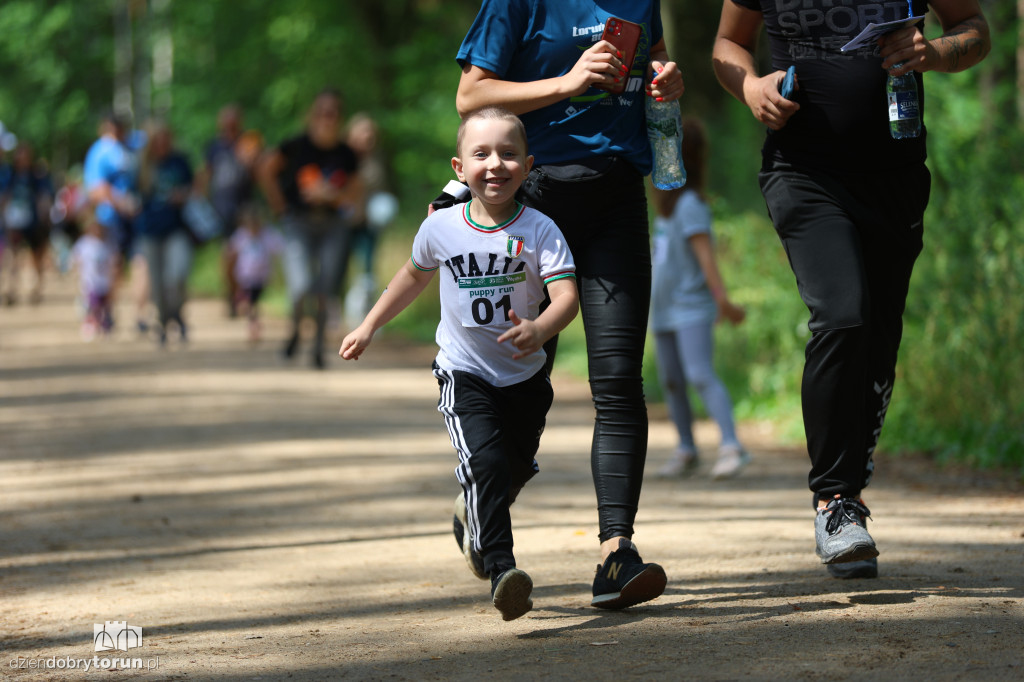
[456,106,528,157]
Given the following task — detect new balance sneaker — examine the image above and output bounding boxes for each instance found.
[814,495,879,564]
[491,568,533,621]
[709,445,751,480]
[591,539,667,609]
[452,493,487,580]
[656,448,699,478]
[827,557,879,579]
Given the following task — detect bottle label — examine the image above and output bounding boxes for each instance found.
[887,91,919,122]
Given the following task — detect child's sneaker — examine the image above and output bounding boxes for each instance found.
[491,568,533,621]
[80,320,99,342]
[656,448,699,477]
[591,539,667,609]
[710,445,751,480]
[452,493,487,580]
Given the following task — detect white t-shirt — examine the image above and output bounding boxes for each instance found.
[230,226,285,290]
[71,234,115,297]
[412,201,575,387]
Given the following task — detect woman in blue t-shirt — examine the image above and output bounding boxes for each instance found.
[454,0,683,611]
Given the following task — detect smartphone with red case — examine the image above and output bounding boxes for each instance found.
[595,16,641,94]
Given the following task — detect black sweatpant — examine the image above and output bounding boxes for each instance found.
[518,156,651,542]
[759,163,930,499]
[434,364,552,577]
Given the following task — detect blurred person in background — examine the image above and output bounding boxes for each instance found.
[0,149,8,279]
[197,104,260,317]
[135,121,194,346]
[649,118,748,481]
[49,165,88,275]
[71,214,116,341]
[228,201,285,344]
[257,88,363,370]
[342,112,397,330]
[1,142,54,305]
[83,111,140,329]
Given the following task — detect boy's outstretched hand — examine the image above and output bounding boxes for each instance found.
[496,310,545,360]
[339,326,374,360]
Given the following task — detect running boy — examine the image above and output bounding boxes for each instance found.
[339,106,578,621]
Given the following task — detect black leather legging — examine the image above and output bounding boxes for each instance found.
[519,157,651,542]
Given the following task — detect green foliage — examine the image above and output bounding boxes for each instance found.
[1,0,1019,475]
[883,68,1024,472]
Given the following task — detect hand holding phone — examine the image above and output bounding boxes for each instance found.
[595,16,641,94]
[780,65,796,100]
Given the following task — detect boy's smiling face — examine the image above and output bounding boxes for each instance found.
[452,118,533,212]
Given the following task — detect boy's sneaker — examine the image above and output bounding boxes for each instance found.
[815,495,879,564]
[710,445,751,480]
[452,493,487,580]
[591,539,667,609]
[656,448,699,478]
[491,568,533,621]
[827,557,879,579]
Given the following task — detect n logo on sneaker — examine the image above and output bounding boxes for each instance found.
[606,562,622,580]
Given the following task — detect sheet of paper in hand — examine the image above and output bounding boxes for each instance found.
[840,16,924,53]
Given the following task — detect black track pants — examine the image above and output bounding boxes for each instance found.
[434,364,552,576]
[759,164,930,499]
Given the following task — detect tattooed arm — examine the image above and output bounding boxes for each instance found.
[880,1,990,76]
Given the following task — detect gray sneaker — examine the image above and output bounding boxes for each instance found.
[710,445,751,480]
[827,557,879,579]
[453,492,488,580]
[814,496,879,564]
[656,448,699,478]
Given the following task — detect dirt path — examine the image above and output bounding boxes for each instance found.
[2,279,1022,681]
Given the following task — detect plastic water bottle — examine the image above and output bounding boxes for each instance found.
[646,97,686,190]
[887,70,920,139]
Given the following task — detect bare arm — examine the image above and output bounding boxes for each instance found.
[497,277,579,360]
[456,41,626,118]
[689,233,745,325]
[339,260,436,360]
[712,1,799,130]
[256,149,288,218]
[880,0,990,76]
[457,35,685,118]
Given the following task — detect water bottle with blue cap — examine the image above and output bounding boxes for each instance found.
[887,0,921,139]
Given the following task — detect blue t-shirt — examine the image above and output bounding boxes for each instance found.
[457,0,663,175]
[136,153,193,238]
[650,190,718,331]
[83,135,138,233]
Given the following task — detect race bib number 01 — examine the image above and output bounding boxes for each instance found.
[458,272,527,328]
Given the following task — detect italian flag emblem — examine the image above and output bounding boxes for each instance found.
[507,235,525,258]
